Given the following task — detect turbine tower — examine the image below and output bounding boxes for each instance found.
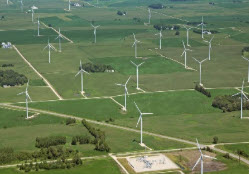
[131,61,144,89]
[208,36,214,60]
[197,16,206,39]
[242,56,249,82]
[91,24,100,43]
[181,41,192,69]
[192,57,208,86]
[148,8,151,24]
[192,138,216,174]
[116,76,131,111]
[20,0,23,12]
[43,39,56,64]
[132,33,140,58]
[75,60,89,94]
[68,0,71,11]
[55,28,64,52]
[34,17,40,36]
[7,0,8,5]
[184,26,192,46]
[31,5,38,23]
[232,80,249,119]
[135,102,153,145]
[17,80,32,119]
[155,28,163,49]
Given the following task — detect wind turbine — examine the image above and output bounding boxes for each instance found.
[232,80,249,119]
[135,102,153,145]
[75,60,89,94]
[7,0,8,5]
[197,16,206,39]
[208,36,214,60]
[68,0,71,11]
[192,57,208,86]
[132,33,141,58]
[184,26,192,46]
[181,41,192,69]
[43,39,56,64]
[131,61,144,89]
[55,28,64,52]
[31,5,38,23]
[17,80,32,119]
[91,24,100,43]
[148,8,151,24]
[155,28,163,49]
[34,17,40,36]
[242,56,249,82]
[19,0,23,12]
[116,76,131,111]
[192,138,216,174]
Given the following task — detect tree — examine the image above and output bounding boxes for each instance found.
[213,136,218,144]
[175,31,180,36]
[237,150,244,164]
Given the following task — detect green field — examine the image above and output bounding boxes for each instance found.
[217,143,249,160]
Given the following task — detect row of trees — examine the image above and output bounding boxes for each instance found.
[0,70,28,87]
[81,63,114,73]
[81,119,110,152]
[1,63,14,67]
[18,155,82,172]
[35,136,66,148]
[66,118,76,125]
[154,24,180,31]
[148,3,164,9]
[195,84,211,97]
[212,95,249,112]
[71,135,92,145]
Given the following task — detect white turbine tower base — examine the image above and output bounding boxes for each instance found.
[132,33,141,58]
[192,57,208,86]
[192,138,216,174]
[55,28,64,52]
[184,26,192,47]
[43,39,56,64]
[17,80,32,119]
[135,102,153,145]
[182,41,192,69]
[131,61,144,90]
[75,60,89,95]
[242,56,249,82]
[34,17,40,36]
[91,24,100,44]
[198,16,206,39]
[69,0,71,11]
[208,36,214,60]
[232,80,249,119]
[148,8,151,24]
[116,76,131,111]
[155,28,163,50]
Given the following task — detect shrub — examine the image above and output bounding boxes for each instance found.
[213,136,219,144]
[1,64,14,67]
[195,84,211,97]
[148,3,163,9]
[242,46,249,55]
[175,31,180,35]
[117,11,126,16]
[81,63,114,73]
[66,118,76,125]
[35,136,66,148]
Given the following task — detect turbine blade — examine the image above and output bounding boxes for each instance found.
[203,155,217,160]
[192,157,201,171]
[27,93,32,102]
[130,61,137,66]
[75,71,81,77]
[192,57,200,63]
[181,51,185,57]
[232,92,240,97]
[142,113,153,115]
[115,83,124,86]
[134,101,142,114]
[138,62,144,67]
[17,92,24,95]
[242,92,249,100]
[196,138,202,154]
[242,56,249,62]
[201,58,208,63]
[136,116,142,127]
[125,76,131,85]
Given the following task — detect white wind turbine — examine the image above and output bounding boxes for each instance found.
[75,60,90,94]
[116,76,131,111]
[242,56,249,82]
[148,8,151,24]
[232,80,249,119]
[132,33,141,58]
[192,57,208,86]
[135,102,153,145]
[197,16,206,39]
[68,0,71,11]
[91,24,100,43]
[43,39,56,64]
[184,26,192,46]
[208,36,214,60]
[182,41,192,69]
[7,0,8,5]
[17,80,32,119]
[192,138,216,174]
[55,28,64,52]
[155,28,163,49]
[131,61,144,90]
[19,0,23,12]
[31,5,38,23]
[34,17,40,36]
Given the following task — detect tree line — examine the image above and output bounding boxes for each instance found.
[0,70,28,87]
[154,24,180,31]
[35,136,66,148]
[81,63,114,73]
[195,84,211,97]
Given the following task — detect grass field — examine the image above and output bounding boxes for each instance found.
[217,144,249,160]
[0,158,122,174]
